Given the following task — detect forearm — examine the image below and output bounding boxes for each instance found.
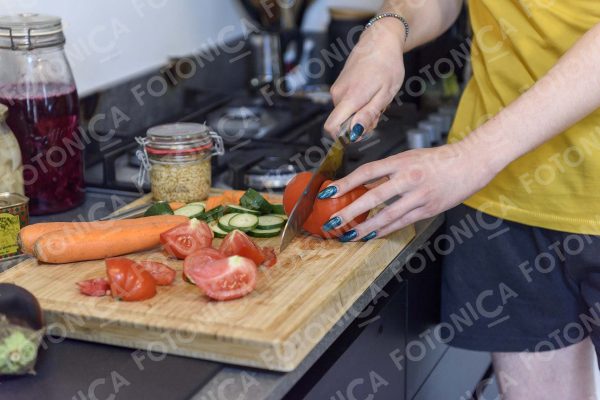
[379,0,464,52]
[465,23,600,175]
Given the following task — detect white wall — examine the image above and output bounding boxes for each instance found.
[0,0,246,95]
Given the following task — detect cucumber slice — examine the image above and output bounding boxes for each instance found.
[209,221,228,238]
[240,188,272,214]
[199,205,226,223]
[174,203,205,218]
[228,213,259,231]
[144,201,174,217]
[270,204,286,215]
[218,213,238,232]
[224,205,261,216]
[248,227,281,238]
[257,215,285,229]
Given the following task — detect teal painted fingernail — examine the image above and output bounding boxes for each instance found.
[349,124,364,142]
[323,216,342,232]
[362,231,377,242]
[339,230,358,242]
[317,186,337,199]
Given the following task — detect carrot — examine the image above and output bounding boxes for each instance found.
[168,202,186,211]
[223,190,245,204]
[20,215,188,257]
[204,195,224,211]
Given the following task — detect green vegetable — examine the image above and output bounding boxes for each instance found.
[143,202,174,217]
[174,203,205,218]
[248,227,281,238]
[224,205,261,216]
[217,213,238,232]
[239,188,272,214]
[198,205,226,223]
[228,213,259,231]
[270,204,286,215]
[209,221,228,238]
[257,215,285,229]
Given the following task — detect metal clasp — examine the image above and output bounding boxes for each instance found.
[135,136,151,189]
[209,130,225,156]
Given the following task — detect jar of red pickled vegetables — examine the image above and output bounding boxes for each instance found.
[0,14,84,215]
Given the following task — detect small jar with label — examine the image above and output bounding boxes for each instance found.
[137,123,224,202]
[0,104,24,195]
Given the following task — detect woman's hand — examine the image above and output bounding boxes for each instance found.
[324,18,407,141]
[318,141,498,241]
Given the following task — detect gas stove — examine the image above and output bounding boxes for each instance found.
[83,89,418,195]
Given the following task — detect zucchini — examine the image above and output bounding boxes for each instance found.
[199,205,226,223]
[248,227,281,238]
[144,202,174,217]
[228,213,259,232]
[270,204,286,215]
[174,203,205,218]
[257,215,285,229]
[224,205,261,216]
[209,221,228,238]
[218,213,239,232]
[240,188,272,214]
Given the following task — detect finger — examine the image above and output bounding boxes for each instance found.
[324,96,365,137]
[375,206,431,239]
[348,89,390,142]
[320,160,399,199]
[328,180,408,231]
[343,193,425,240]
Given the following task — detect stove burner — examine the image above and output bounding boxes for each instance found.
[244,155,301,190]
[208,106,275,142]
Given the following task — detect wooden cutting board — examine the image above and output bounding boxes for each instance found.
[0,194,415,371]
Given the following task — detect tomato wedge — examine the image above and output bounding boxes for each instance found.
[138,261,176,285]
[77,278,110,297]
[106,258,157,301]
[219,230,266,266]
[261,247,277,268]
[183,248,225,284]
[192,256,257,301]
[160,219,213,259]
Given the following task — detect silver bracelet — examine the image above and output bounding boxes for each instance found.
[364,13,409,42]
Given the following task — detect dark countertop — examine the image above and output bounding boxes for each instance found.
[0,187,443,399]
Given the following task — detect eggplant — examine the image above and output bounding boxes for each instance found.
[0,283,44,330]
[0,283,45,375]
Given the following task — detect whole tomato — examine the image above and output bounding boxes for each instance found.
[283,172,369,238]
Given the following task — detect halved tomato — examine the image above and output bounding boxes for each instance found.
[160,218,213,259]
[77,278,110,297]
[106,258,157,302]
[138,261,176,286]
[219,230,265,266]
[192,256,257,301]
[183,248,225,284]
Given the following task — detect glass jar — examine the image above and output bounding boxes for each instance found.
[0,14,84,215]
[0,104,24,195]
[137,123,224,202]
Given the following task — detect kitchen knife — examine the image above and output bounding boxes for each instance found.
[279,116,353,252]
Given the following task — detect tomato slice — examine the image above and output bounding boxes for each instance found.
[219,230,266,266]
[138,261,176,286]
[160,219,213,259]
[261,247,277,268]
[106,258,157,301]
[183,248,225,284]
[192,256,257,301]
[77,278,110,297]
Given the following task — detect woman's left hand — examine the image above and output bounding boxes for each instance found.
[318,141,498,241]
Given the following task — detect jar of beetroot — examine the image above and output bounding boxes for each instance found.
[0,14,84,215]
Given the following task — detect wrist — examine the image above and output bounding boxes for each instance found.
[360,17,408,53]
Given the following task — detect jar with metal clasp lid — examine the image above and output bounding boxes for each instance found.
[136,123,224,203]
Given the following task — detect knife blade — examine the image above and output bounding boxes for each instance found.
[279,116,353,252]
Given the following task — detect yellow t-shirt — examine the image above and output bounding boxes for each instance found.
[449,0,600,234]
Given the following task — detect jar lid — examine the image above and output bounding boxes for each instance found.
[0,14,65,50]
[146,123,214,155]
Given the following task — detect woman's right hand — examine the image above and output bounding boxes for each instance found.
[324,18,408,140]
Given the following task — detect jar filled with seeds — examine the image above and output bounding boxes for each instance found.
[137,123,224,202]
